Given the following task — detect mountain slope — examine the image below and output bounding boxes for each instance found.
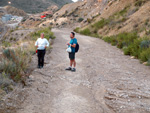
[0,0,72,13]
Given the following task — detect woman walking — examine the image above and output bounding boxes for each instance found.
[35,33,49,68]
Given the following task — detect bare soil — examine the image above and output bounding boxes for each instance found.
[17,28,150,113]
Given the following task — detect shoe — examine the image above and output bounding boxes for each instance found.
[65,67,72,71]
[71,68,76,72]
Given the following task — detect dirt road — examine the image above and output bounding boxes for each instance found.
[17,28,150,113]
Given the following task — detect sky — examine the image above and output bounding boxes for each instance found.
[72,0,78,2]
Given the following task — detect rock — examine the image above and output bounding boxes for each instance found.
[43,80,48,84]
[28,75,35,82]
[131,56,135,59]
[143,62,148,65]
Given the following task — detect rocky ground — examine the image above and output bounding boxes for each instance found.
[14,28,150,113]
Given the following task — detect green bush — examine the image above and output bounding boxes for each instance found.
[30,27,56,40]
[92,18,110,33]
[123,39,142,58]
[116,32,138,48]
[0,49,31,81]
[135,0,146,6]
[140,40,150,49]
[103,32,150,64]
[80,28,91,36]
[103,32,138,49]
[140,48,150,62]
[78,18,84,22]
[74,27,80,33]
[2,41,11,47]
[103,36,113,43]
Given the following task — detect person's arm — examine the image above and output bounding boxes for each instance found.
[70,44,76,48]
[45,39,50,48]
[70,39,77,48]
[35,39,39,48]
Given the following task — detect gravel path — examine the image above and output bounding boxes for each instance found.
[17,28,150,113]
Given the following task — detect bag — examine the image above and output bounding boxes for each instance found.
[66,47,72,53]
[73,38,79,53]
[75,43,79,53]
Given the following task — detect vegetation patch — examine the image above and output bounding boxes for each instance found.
[0,27,56,95]
[30,27,56,41]
[135,0,147,7]
[103,32,150,65]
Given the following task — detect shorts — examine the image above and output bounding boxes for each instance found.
[69,52,75,60]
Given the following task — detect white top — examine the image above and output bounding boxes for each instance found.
[35,38,50,50]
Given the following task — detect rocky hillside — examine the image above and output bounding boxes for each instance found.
[0,0,72,13]
[76,0,150,37]
[40,0,110,28]
[41,0,150,38]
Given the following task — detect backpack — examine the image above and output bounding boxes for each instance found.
[75,43,79,53]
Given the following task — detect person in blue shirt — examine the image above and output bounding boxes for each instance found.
[66,32,77,72]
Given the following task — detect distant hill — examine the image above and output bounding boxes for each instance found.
[0,0,72,13]
[4,6,27,17]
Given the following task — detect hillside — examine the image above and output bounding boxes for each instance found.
[0,0,72,13]
[43,0,150,38]
[4,6,27,17]
[41,0,111,28]
[74,0,150,37]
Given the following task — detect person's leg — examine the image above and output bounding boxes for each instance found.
[71,53,76,72]
[66,53,73,70]
[37,50,41,68]
[73,59,76,68]
[41,50,46,67]
[70,59,73,67]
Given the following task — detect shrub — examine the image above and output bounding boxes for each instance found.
[80,28,91,36]
[92,18,110,31]
[123,38,142,58]
[87,18,92,23]
[113,6,130,18]
[74,27,80,33]
[0,72,12,90]
[0,49,31,81]
[140,40,150,49]
[103,36,113,43]
[135,0,146,6]
[78,18,84,22]
[30,27,56,40]
[10,37,13,41]
[140,48,150,62]
[10,29,14,33]
[2,41,11,47]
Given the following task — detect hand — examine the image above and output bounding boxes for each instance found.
[45,46,47,48]
[36,45,38,48]
[67,43,70,45]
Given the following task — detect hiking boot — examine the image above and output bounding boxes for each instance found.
[71,68,76,72]
[65,67,72,71]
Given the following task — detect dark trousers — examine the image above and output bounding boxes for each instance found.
[37,50,46,67]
